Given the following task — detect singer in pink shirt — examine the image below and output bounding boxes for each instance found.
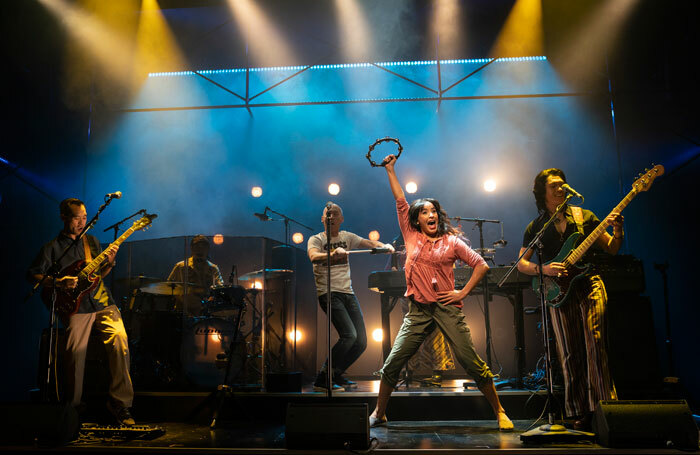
[369,155,513,431]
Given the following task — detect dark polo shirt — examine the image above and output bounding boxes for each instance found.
[28,232,114,313]
[522,206,603,265]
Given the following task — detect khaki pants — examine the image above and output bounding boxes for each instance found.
[380,300,493,388]
[64,305,134,408]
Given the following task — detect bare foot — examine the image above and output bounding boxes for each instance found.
[497,412,514,431]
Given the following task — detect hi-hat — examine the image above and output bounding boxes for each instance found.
[139,281,205,295]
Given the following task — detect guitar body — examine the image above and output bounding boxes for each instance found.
[41,260,100,317]
[532,232,592,308]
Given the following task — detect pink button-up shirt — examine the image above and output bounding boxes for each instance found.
[397,197,486,307]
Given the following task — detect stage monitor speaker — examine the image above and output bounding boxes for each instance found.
[285,403,369,450]
[593,400,699,449]
[265,372,302,392]
[0,402,79,446]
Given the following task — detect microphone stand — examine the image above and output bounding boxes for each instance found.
[500,195,591,441]
[324,204,333,400]
[103,209,146,295]
[26,195,117,402]
[259,206,314,245]
[451,216,500,367]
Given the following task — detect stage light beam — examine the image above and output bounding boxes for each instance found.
[368,230,380,241]
[483,179,497,192]
[292,232,304,244]
[251,186,263,197]
[225,0,297,67]
[405,181,418,194]
[133,0,187,81]
[372,328,384,342]
[213,234,224,245]
[328,183,340,195]
[334,0,371,62]
[37,0,137,98]
[491,0,543,57]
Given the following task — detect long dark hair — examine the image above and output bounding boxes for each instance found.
[533,168,566,214]
[408,198,457,237]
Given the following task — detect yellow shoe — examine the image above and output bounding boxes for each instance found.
[497,413,514,431]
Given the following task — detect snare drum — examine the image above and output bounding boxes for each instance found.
[204,285,246,318]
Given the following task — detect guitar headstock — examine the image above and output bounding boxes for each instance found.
[133,213,158,232]
[632,164,664,193]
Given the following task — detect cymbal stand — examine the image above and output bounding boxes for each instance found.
[209,290,255,428]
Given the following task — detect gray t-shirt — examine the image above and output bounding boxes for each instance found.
[307,230,364,296]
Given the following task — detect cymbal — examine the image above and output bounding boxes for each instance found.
[238,268,293,281]
[139,281,206,295]
[114,275,160,289]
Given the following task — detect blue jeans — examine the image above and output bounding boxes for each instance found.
[318,292,367,375]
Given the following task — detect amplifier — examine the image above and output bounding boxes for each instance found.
[591,254,645,294]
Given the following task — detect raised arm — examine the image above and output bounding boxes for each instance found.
[383,155,405,201]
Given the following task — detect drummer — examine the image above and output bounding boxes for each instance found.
[167,235,224,315]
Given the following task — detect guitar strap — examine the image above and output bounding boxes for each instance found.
[570,206,585,235]
[82,235,93,262]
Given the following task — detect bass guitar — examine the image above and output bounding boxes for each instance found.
[533,165,663,308]
[42,214,156,317]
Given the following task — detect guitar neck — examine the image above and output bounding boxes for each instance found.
[79,226,138,278]
[564,189,636,266]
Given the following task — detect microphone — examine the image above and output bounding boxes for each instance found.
[561,183,583,199]
[105,191,122,199]
[254,212,270,221]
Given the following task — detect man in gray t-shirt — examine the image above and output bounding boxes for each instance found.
[308,203,392,391]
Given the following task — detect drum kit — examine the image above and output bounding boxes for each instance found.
[121,277,253,389]
[121,268,293,389]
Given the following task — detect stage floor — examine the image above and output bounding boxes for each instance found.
[7,380,697,454]
[8,420,696,454]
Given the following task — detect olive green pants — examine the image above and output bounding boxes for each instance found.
[379,299,493,388]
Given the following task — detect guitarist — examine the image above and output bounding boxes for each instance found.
[517,169,624,430]
[27,198,135,426]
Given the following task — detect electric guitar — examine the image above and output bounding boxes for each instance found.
[533,165,663,308]
[42,214,157,317]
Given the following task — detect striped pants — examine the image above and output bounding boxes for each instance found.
[548,275,617,417]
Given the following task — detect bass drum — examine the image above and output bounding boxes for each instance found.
[181,317,237,388]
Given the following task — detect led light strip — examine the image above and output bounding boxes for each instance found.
[148,56,547,78]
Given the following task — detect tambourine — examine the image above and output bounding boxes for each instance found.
[366,137,403,167]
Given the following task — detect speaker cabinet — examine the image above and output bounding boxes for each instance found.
[285,403,369,450]
[0,402,79,446]
[594,400,699,449]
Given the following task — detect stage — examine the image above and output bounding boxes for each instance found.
[3,380,697,453]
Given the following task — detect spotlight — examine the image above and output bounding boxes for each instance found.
[372,328,383,342]
[251,186,263,197]
[287,330,303,342]
[292,232,304,244]
[213,234,224,245]
[405,181,418,194]
[328,183,340,195]
[483,179,497,192]
[253,280,263,290]
[368,230,380,241]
